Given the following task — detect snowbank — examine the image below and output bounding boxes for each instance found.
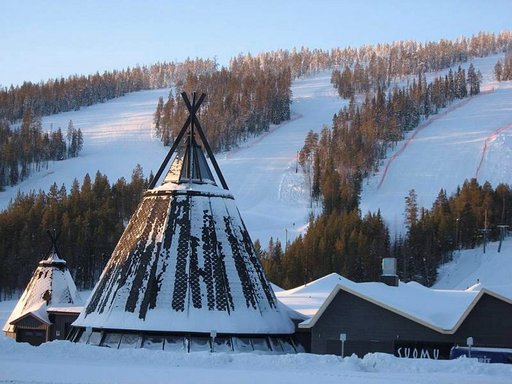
[0,335,510,384]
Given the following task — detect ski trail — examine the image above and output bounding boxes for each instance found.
[475,122,512,179]
[223,112,303,160]
[377,90,493,190]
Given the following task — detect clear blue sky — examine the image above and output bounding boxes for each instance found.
[0,0,510,87]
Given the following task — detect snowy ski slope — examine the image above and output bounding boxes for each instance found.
[2,55,512,286]
[434,236,512,298]
[2,60,512,384]
[0,72,343,246]
[360,54,512,234]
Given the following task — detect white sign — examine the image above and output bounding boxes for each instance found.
[396,347,440,360]
[467,337,474,347]
[339,333,347,342]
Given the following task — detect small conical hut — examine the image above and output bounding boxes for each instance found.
[3,231,82,345]
[72,93,296,352]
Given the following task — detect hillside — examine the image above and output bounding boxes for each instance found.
[360,54,512,234]
[433,236,512,299]
[2,59,512,384]
[0,72,344,246]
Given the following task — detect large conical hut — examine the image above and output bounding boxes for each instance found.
[3,231,82,345]
[71,93,297,352]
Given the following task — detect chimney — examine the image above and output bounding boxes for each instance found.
[380,258,399,287]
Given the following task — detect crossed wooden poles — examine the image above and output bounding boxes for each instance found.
[148,92,229,190]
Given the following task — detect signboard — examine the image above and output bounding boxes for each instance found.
[394,341,453,360]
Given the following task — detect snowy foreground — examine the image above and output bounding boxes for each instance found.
[0,333,511,384]
[2,235,512,384]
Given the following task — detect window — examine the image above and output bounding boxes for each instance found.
[119,334,141,349]
[87,331,103,346]
[212,336,233,352]
[142,335,164,350]
[101,333,122,348]
[269,337,283,353]
[280,337,296,353]
[189,336,211,352]
[164,336,186,352]
[251,338,271,352]
[233,337,253,352]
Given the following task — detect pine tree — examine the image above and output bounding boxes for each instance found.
[76,128,84,155]
[467,64,480,95]
[404,189,418,230]
[495,60,503,81]
[154,97,164,135]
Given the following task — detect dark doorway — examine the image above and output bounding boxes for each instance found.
[16,329,46,346]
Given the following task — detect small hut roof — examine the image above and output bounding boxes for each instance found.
[3,235,82,333]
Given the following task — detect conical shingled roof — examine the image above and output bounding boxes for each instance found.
[73,92,294,335]
[3,232,82,333]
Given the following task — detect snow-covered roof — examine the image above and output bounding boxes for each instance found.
[47,306,83,314]
[151,179,233,197]
[276,274,340,319]
[74,101,294,335]
[276,273,512,333]
[3,249,82,333]
[75,188,294,334]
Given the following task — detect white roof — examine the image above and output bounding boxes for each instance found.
[47,306,83,314]
[74,191,294,334]
[276,273,512,333]
[3,254,82,333]
[152,180,233,197]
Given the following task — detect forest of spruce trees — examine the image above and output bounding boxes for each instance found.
[1,31,512,297]
[0,167,149,298]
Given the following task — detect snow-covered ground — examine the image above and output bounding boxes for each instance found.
[3,56,512,383]
[3,88,171,205]
[360,54,512,234]
[4,55,512,244]
[0,72,343,246]
[0,316,510,384]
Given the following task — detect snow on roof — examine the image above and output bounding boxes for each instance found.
[10,304,51,325]
[276,274,343,319]
[276,273,510,333]
[74,190,294,334]
[3,253,82,333]
[47,306,83,314]
[151,179,233,197]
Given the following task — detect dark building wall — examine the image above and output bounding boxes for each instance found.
[309,290,512,357]
[12,315,49,346]
[16,329,47,345]
[48,312,80,340]
[310,290,454,356]
[454,293,512,348]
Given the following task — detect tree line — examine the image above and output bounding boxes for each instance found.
[0,111,83,190]
[494,52,512,81]
[263,64,484,288]
[264,31,511,85]
[154,56,291,152]
[395,180,512,286]
[0,59,217,123]
[300,65,481,217]
[0,166,149,299]
[259,211,389,289]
